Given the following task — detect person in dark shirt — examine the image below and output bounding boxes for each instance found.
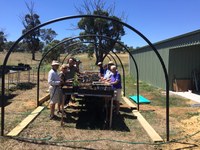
[65,58,81,106]
[97,62,104,78]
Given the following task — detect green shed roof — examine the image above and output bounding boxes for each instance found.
[134,29,200,53]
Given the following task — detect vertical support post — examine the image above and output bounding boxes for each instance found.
[7,73,9,95]
[17,71,20,83]
[32,69,34,82]
[28,70,30,82]
[109,97,113,129]
[43,68,45,80]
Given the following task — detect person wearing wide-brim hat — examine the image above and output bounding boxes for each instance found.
[101,61,114,81]
[108,61,114,65]
[48,60,63,120]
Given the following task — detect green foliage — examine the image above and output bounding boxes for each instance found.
[4,41,15,51]
[77,0,125,64]
[61,39,85,55]
[87,43,95,58]
[0,31,7,51]
[73,73,80,87]
[22,2,41,60]
[40,28,57,45]
[42,40,62,63]
[185,112,200,118]
[4,41,32,52]
[41,64,51,72]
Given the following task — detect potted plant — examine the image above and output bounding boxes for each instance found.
[72,73,79,92]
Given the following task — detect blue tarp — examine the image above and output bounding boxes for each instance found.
[129,95,151,104]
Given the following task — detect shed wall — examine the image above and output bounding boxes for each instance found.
[130,48,169,90]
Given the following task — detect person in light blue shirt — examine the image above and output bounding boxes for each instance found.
[101,61,114,81]
[103,64,108,77]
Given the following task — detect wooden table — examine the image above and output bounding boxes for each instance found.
[61,84,114,128]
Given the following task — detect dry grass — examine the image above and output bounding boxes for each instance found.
[0,52,42,66]
[1,52,200,149]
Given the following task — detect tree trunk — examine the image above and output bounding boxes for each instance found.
[32,50,35,60]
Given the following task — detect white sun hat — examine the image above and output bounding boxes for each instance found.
[97,62,102,65]
[108,61,114,65]
[51,60,60,66]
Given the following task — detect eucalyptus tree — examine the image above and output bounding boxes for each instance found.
[76,0,125,64]
[21,2,41,60]
[42,40,62,63]
[40,28,57,45]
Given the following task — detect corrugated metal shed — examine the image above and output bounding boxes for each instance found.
[130,29,200,90]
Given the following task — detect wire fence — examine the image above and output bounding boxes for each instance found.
[0,68,47,95]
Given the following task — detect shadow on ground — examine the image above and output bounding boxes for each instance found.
[62,97,137,132]
[0,94,16,107]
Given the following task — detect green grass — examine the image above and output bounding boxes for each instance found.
[185,112,200,118]
[139,82,156,92]
[123,75,190,108]
[150,91,189,107]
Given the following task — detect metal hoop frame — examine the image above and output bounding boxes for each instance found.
[1,15,169,141]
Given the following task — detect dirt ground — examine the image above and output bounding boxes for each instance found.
[1,79,200,150]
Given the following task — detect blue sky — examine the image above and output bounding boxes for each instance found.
[0,0,200,47]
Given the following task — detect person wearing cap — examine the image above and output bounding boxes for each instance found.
[97,62,104,78]
[109,65,122,115]
[48,60,63,119]
[101,61,114,81]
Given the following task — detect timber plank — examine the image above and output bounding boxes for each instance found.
[121,95,163,142]
[7,106,45,136]
[133,110,163,142]
[39,94,50,105]
[121,96,137,109]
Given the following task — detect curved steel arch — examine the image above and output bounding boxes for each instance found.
[62,48,117,68]
[37,39,117,105]
[60,44,124,95]
[1,15,169,141]
[59,40,138,101]
[105,55,112,61]
[37,38,127,106]
[61,42,117,66]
